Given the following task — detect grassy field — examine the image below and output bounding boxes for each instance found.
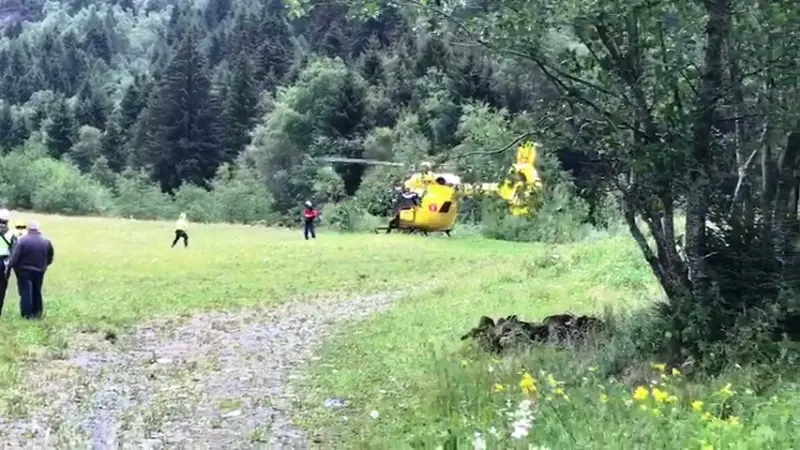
[1,213,799,448]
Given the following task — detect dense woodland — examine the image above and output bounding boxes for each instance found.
[0,0,605,234]
[3,0,800,366]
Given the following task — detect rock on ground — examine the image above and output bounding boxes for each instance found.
[0,292,403,449]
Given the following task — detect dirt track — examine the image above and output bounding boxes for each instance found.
[0,292,402,449]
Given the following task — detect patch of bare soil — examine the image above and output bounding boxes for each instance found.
[0,292,403,449]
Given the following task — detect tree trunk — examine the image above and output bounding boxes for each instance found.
[684,0,731,302]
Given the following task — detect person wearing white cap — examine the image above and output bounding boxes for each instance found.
[302,201,320,240]
[0,208,17,316]
[6,219,54,319]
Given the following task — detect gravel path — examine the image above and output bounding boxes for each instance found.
[0,292,403,449]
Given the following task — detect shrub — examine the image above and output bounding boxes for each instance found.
[211,163,277,224]
[114,168,177,219]
[322,199,379,232]
[481,183,594,244]
[173,183,218,223]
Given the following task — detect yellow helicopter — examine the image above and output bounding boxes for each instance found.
[309,140,544,236]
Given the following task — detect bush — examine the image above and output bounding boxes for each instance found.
[354,166,405,217]
[0,146,115,215]
[322,199,379,232]
[173,183,218,223]
[212,162,278,224]
[481,183,594,244]
[28,158,115,215]
[114,168,177,219]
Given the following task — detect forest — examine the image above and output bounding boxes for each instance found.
[0,0,606,237]
[2,0,800,367]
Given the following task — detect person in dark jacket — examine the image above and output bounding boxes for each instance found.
[386,187,419,233]
[6,220,54,319]
[0,209,17,316]
[302,201,320,240]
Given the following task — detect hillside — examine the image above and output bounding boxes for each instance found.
[0,0,610,230]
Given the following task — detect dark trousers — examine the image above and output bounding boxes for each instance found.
[171,229,188,247]
[15,269,44,319]
[304,220,315,239]
[387,214,400,233]
[0,258,8,315]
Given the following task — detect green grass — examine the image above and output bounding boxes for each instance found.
[293,227,800,448]
[0,213,513,402]
[2,213,800,448]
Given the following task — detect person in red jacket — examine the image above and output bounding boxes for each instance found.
[302,201,320,240]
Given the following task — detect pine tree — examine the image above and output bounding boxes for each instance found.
[414,36,450,77]
[44,97,76,158]
[84,8,112,63]
[254,1,293,87]
[359,35,385,86]
[74,82,108,129]
[221,52,259,159]
[101,113,127,171]
[329,71,367,195]
[118,74,149,135]
[143,31,224,192]
[0,104,13,150]
[89,155,117,189]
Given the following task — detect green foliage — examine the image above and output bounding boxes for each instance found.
[114,168,177,219]
[354,166,405,216]
[0,144,113,215]
[321,198,379,232]
[481,183,593,244]
[211,162,277,224]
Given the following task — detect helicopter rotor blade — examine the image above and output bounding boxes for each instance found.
[305,155,407,167]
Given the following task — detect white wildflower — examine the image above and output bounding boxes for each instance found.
[489,427,500,437]
[488,365,495,373]
[473,432,486,450]
[511,421,530,439]
[370,410,380,420]
[507,399,535,440]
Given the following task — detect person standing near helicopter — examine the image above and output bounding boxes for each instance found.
[387,186,420,233]
[302,201,320,240]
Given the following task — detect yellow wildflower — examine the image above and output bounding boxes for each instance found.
[633,386,649,401]
[672,368,681,377]
[666,395,678,404]
[726,416,741,427]
[691,400,704,411]
[651,388,669,403]
[493,383,505,393]
[700,412,713,421]
[719,383,735,397]
[599,393,609,403]
[520,372,537,396]
[547,374,558,388]
[651,362,666,372]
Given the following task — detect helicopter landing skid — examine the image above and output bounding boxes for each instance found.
[374,225,451,236]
